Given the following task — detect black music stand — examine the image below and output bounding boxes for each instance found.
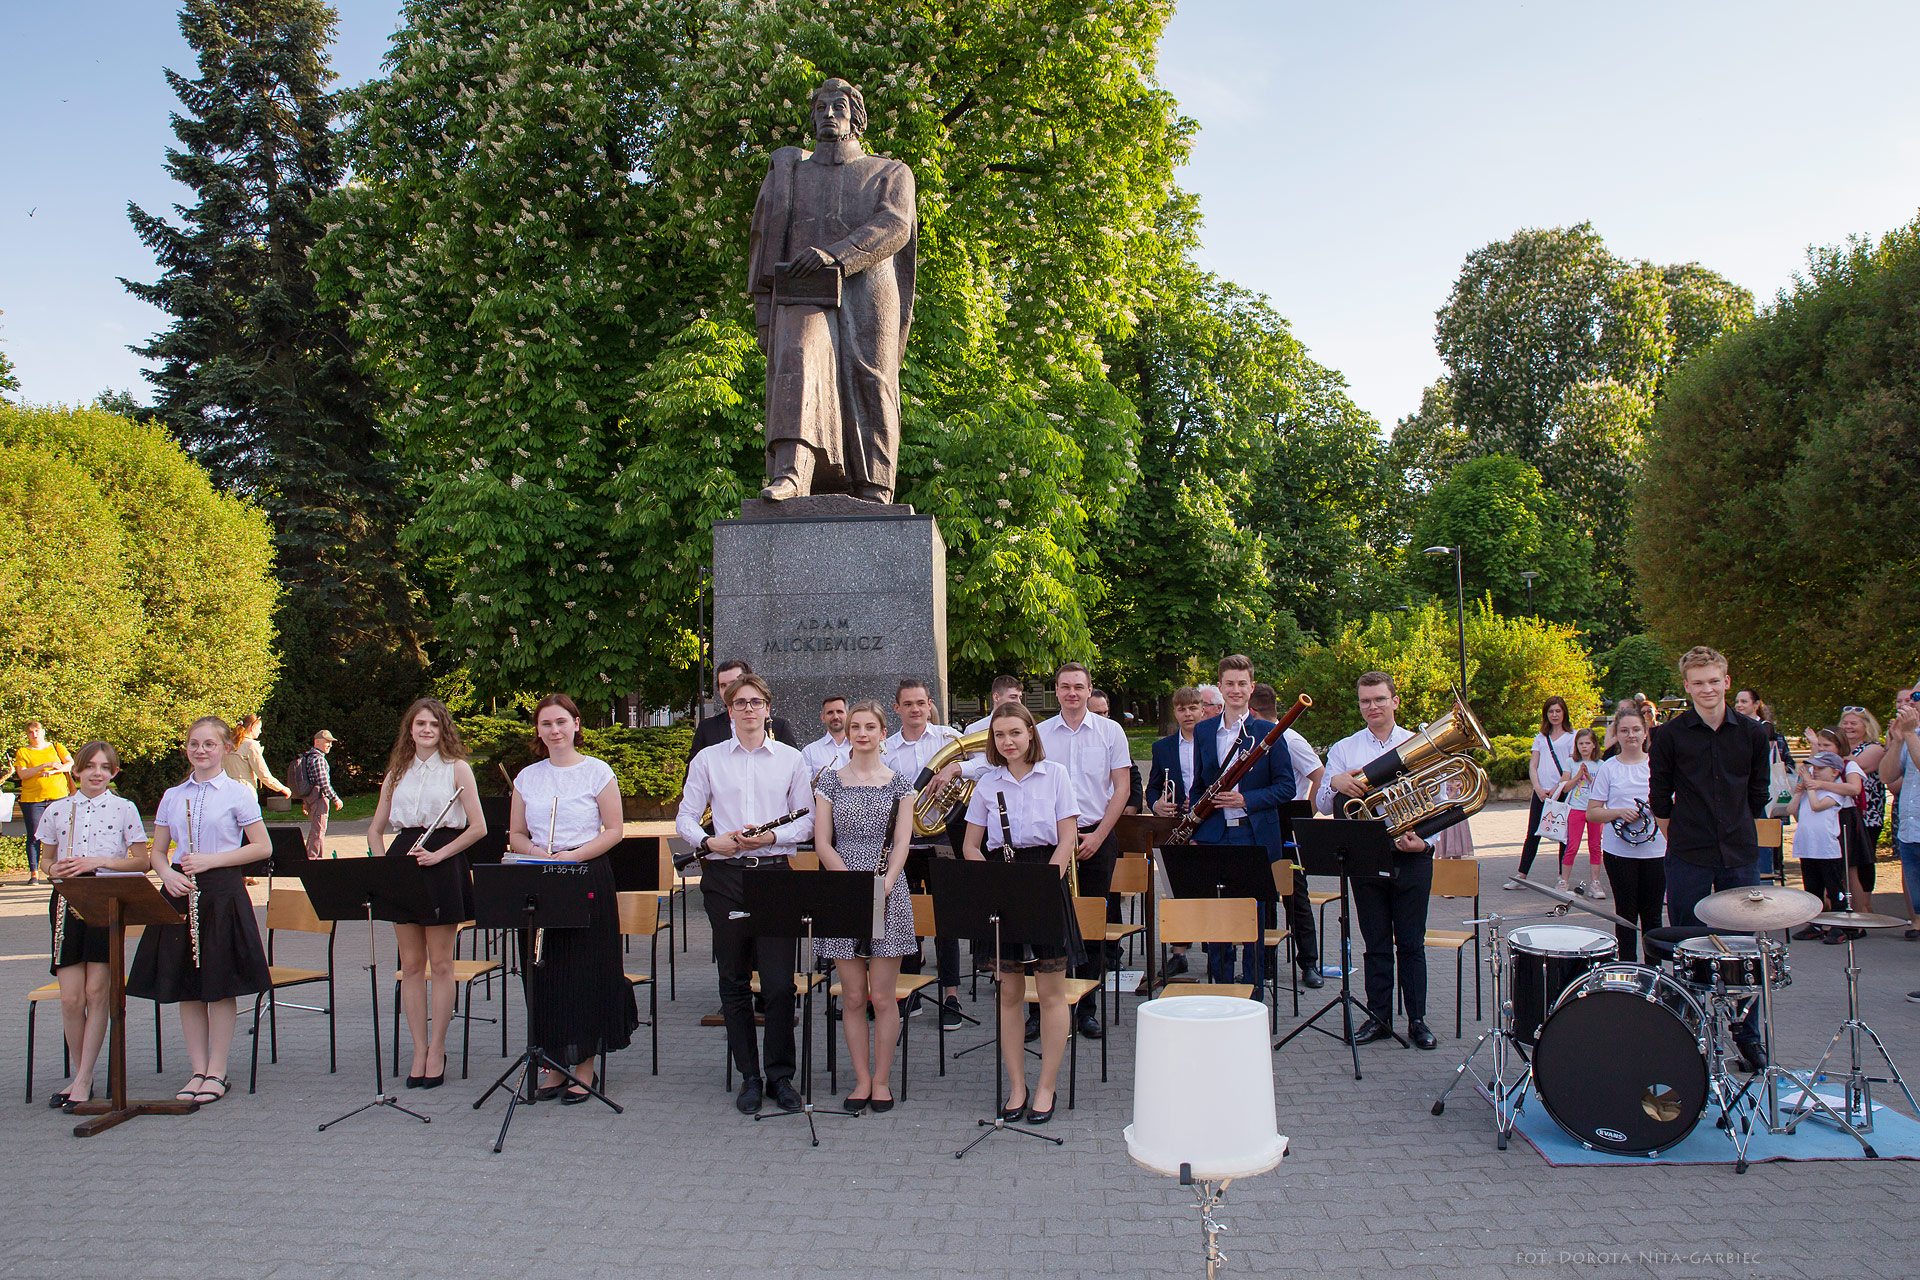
[55,876,199,1137]
[930,859,1070,1158]
[298,857,438,1130]
[607,836,663,893]
[741,868,874,1146]
[1275,819,1401,1077]
[469,862,621,1151]
[1162,842,1282,997]
[902,849,982,1034]
[265,825,308,876]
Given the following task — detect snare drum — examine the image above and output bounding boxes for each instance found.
[1506,924,1618,1046]
[1671,935,1789,993]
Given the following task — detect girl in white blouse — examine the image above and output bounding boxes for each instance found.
[507,694,637,1101]
[128,716,272,1106]
[366,698,486,1088]
[961,703,1081,1126]
[38,740,150,1109]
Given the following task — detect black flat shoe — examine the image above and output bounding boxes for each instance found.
[49,1090,72,1110]
[999,1093,1029,1122]
[869,1095,894,1113]
[844,1093,871,1114]
[1025,1098,1055,1125]
[560,1076,596,1105]
[405,1074,425,1089]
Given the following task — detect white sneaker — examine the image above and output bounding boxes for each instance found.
[1502,878,1521,890]
[1587,883,1606,901]
[1555,877,1569,892]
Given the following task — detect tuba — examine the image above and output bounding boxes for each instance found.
[1341,693,1493,838]
[911,729,992,837]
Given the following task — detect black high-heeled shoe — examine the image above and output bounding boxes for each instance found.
[1024,1095,1056,1125]
[420,1073,445,1090]
[999,1095,1029,1122]
[405,1074,426,1089]
[844,1093,871,1114]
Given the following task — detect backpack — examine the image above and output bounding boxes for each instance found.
[288,752,316,800]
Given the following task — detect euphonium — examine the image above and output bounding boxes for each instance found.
[1341,693,1494,838]
[910,729,992,837]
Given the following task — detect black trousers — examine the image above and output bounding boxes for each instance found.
[1799,856,1849,911]
[1352,852,1431,1025]
[1602,853,1665,961]
[1071,826,1119,1009]
[1516,792,1563,877]
[1279,833,1318,966]
[701,858,796,1087]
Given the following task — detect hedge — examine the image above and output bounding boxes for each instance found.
[459,716,693,802]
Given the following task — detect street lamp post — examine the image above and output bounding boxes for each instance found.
[1519,570,1538,617]
[1424,545,1468,695]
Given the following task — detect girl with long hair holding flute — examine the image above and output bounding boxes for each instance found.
[38,741,150,1110]
[960,702,1082,1125]
[366,698,487,1088]
[507,694,637,1102]
[128,716,271,1105]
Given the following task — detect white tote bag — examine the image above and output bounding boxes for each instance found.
[1765,753,1795,819]
[1533,736,1571,842]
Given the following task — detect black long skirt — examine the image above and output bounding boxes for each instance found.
[517,857,638,1065]
[49,883,109,973]
[127,864,270,1003]
[386,827,474,926]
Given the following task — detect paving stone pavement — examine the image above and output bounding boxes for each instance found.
[2,802,1917,1279]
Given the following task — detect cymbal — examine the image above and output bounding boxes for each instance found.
[1694,885,1824,932]
[1811,910,1910,930]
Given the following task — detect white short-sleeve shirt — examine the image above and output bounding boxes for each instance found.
[155,773,262,865]
[1793,790,1843,860]
[512,756,617,856]
[1284,729,1321,802]
[964,760,1078,850]
[1035,712,1130,827]
[1532,731,1575,791]
[1589,756,1665,859]
[38,791,147,872]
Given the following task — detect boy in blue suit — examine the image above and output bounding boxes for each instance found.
[1146,686,1208,979]
[1187,656,1296,988]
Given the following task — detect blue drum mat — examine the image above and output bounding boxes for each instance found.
[1485,1084,1920,1166]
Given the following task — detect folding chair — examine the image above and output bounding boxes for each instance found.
[607,891,660,1078]
[1018,895,1109,1106]
[1106,857,1149,988]
[249,884,338,1093]
[1422,858,1483,1039]
[1155,897,1262,1002]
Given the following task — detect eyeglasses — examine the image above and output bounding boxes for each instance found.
[730,698,768,710]
[1358,696,1395,708]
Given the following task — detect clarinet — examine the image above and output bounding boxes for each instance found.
[184,798,203,970]
[671,809,812,871]
[995,790,1015,863]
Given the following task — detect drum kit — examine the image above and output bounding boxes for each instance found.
[1431,877,1917,1172]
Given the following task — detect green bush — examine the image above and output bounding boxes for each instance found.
[1479,734,1535,788]
[1594,633,1679,705]
[459,716,693,802]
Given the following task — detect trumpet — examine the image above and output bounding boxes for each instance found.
[1340,693,1492,838]
[911,729,991,837]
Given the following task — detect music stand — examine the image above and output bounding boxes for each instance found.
[265,826,307,877]
[298,858,439,1131]
[55,877,200,1137]
[930,859,1071,1158]
[607,836,663,893]
[1275,819,1402,1076]
[469,862,621,1151]
[1161,843,1281,995]
[741,868,873,1145]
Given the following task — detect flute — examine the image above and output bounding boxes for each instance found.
[533,797,557,966]
[401,786,466,859]
[52,794,80,962]
[184,798,202,970]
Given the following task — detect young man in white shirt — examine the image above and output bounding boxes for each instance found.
[1036,661,1132,1039]
[801,695,852,782]
[676,673,816,1114]
[964,675,1028,737]
[1316,670,1439,1051]
[881,678,964,1025]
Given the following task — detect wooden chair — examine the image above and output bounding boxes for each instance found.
[1310,884,1342,973]
[25,925,166,1102]
[719,960,829,1092]
[387,927,507,1081]
[1264,861,1299,1020]
[823,895,941,1099]
[654,843,678,1000]
[1756,818,1785,885]
[1421,858,1483,1038]
[1106,857,1150,987]
[609,891,660,1077]
[1014,894,1110,1108]
[1156,897,1262,1002]
[248,884,338,1093]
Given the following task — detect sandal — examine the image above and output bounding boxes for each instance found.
[175,1073,208,1103]
[191,1075,230,1104]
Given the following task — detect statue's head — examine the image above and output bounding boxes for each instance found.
[810,78,867,141]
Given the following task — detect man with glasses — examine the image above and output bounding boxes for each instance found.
[677,673,815,1115]
[685,659,800,766]
[1318,671,1439,1051]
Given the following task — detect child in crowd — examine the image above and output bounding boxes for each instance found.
[1791,751,1848,941]
[1557,729,1603,897]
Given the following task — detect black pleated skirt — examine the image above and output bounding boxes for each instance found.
[49,884,109,973]
[517,857,638,1065]
[127,865,270,1003]
[386,827,474,926]
[984,845,1088,967]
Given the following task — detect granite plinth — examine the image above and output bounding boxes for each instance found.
[711,511,948,724]
[737,494,914,520]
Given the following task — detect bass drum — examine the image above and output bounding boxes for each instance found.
[1507,924,1617,1046]
[1532,964,1709,1155]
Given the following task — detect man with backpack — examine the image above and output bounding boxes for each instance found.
[291,729,343,857]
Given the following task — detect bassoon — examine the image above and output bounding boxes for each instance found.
[1163,694,1312,846]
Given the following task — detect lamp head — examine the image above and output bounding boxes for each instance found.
[1422,545,1454,557]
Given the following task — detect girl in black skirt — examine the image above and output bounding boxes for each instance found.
[366,698,487,1088]
[129,716,272,1105]
[508,694,638,1102]
[960,703,1082,1125]
[39,740,150,1110]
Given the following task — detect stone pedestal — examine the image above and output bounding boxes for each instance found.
[711,506,948,725]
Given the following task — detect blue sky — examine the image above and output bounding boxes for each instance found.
[3,1,1917,429]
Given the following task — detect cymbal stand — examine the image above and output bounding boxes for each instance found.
[1782,929,1916,1137]
[1430,913,1530,1149]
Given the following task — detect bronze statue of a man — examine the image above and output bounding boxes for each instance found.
[747,78,917,503]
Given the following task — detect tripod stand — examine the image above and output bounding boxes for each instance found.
[470,863,622,1152]
[1275,821,1402,1076]
[1429,912,1532,1147]
[932,858,1069,1158]
[1786,921,1918,1136]
[298,859,434,1132]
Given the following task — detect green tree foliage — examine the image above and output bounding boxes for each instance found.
[124,0,426,786]
[1270,600,1600,745]
[0,403,279,762]
[1634,216,1920,725]
[1383,378,1467,524]
[459,716,692,799]
[319,0,1192,704]
[0,310,18,396]
[1593,633,1679,704]
[1408,456,1594,620]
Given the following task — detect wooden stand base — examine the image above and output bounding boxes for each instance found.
[68,1097,199,1138]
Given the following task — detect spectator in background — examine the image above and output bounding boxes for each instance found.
[1840,704,1887,857]
[1736,689,1795,770]
[298,730,344,857]
[12,721,72,886]
[1804,725,1870,929]
[223,715,292,803]
[1509,697,1574,888]
[1196,684,1223,722]
[1558,729,1604,896]
[1878,684,1920,944]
